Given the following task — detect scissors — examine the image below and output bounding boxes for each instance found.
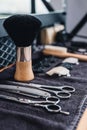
[7,81,75,99]
[0,94,60,105]
[0,94,69,115]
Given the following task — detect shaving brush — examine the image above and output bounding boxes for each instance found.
[3,14,41,81]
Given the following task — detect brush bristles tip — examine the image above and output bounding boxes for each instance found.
[3,14,41,47]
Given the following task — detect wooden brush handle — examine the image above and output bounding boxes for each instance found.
[14,61,34,82]
[43,49,87,61]
[66,52,87,61]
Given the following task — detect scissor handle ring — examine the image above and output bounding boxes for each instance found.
[62,86,75,93]
[57,91,71,99]
[46,104,61,113]
[46,96,60,104]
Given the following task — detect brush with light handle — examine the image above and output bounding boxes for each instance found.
[3,14,41,81]
[43,45,87,61]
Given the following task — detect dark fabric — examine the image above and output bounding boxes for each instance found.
[0,60,87,130]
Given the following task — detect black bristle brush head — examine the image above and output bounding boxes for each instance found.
[3,14,41,47]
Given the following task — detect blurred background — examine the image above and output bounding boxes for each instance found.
[0,0,86,41]
[0,0,65,16]
[0,0,87,69]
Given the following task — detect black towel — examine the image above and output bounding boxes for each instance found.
[0,61,87,130]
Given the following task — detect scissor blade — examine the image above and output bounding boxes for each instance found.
[7,81,50,88]
[7,81,62,91]
[0,94,32,104]
[0,84,51,98]
[1,89,41,98]
[29,83,61,91]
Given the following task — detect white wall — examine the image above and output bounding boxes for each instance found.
[66,0,87,41]
[51,0,63,10]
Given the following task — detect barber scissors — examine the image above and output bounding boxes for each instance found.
[0,94,69,115]
[7,81,75,98]
[0,94,60,105]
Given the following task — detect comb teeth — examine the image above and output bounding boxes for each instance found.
[3,15,41,47]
